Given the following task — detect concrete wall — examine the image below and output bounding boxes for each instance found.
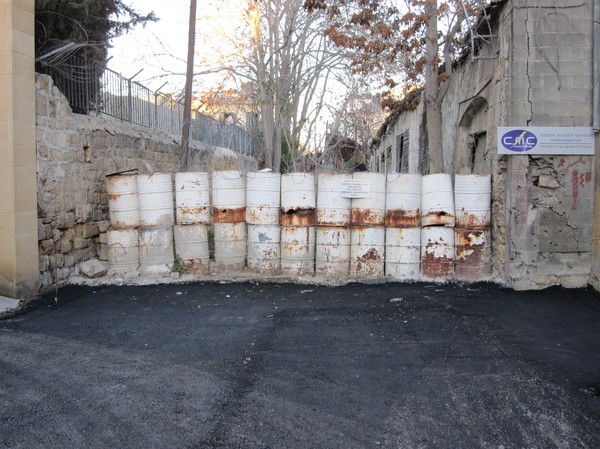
[0,0,39,299]
[504,0,595,289]
[371,0,596,290]
[36,74,256,293]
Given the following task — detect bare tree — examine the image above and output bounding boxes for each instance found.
[200,0,352,172]
[305,0,483,173]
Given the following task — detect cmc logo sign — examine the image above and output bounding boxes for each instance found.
[501,129,538,153]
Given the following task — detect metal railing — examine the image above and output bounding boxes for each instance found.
[41,53,255,156]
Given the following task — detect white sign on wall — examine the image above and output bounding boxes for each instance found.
[498,127,595,155]
[340,179,370,198]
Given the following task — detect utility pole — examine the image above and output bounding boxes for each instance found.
[181,0,197,169]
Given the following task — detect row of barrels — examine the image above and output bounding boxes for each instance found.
[105,170,491,280]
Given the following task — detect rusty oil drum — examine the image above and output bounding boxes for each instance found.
[212,170,246,223]
[350,172,386,226]
[454,228,491,280]
[281,173,316,226]
[316,173,351,227]
[421,226,454,279]
[454,174,491,229]
[246,171,281,225]
[385,173,421,228]
[421,173,455,227]
[175,172,210,225]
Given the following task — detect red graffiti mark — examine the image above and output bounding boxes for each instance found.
[572,170,579,210]
[571,170,592,210]
[558,156,586,172]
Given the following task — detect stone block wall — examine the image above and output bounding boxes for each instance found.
[36,74,255,292]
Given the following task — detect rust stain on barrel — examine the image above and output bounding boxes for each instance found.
[385,209,420,228]
[281,208,315,226]
[178,205,210,222]
[455,229,491,278]
[354,247,383,277]
[316,209,350,227]
[422,210,455,226]
[421,250,453,278]
[351,209,384,226]
[212,207,246,223]
[456,211,491,229]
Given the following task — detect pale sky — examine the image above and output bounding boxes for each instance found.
[108,0,244,93]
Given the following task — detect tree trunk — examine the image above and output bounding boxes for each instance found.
[424,0,444,174]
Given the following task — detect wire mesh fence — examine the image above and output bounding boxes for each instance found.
[39,53,255,157]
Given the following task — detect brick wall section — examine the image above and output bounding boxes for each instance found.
[36,74,256,292]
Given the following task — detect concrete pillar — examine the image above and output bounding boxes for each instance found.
[0,0,39,298]
[592,133,600,289]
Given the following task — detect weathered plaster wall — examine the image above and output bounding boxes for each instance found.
[441,0,595,289]
[505,0,595,289]
[441,2,513,281]
[373,100,424,174]
[36,74,256,293]
[592,134,600,290]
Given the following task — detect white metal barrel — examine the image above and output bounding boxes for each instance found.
[281,225,315,276]
[421,173,455,227]
[281,173,316,226]
[173,224,210,274]
[385,173,421,228]
[455,228,491,281]
[107,228,139,273]
[454,174,491,229]
[137,173,175,227]
[385,227,421,279]
[350,226,385,278]
[175,172,210,225]
[246,172,281,225]
[138,226,175,274]
[316,173,351,226]
[351,172,386,226]
[213,222,247,269]
[106,173,140,229]
[247,224,281,274]
[212,170,246,223]
[315,226,350,277]
[421,226,455,279]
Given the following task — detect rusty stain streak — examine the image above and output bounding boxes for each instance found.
[316,209,350,227]
[177,205,210,224]
[351,209,384,226]
[358,247,382,262]
[422,210,455,226]
[455,229,491,279]
[456,211,490,229]
[281,208,315,226]
[212,207,246,223]
[421,249,453,278]
[385,209,420,228]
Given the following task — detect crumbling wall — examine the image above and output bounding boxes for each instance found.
[35,74,255,292]
[440,0,595,289]
[506,154,593,289]
[504,0,595,289]
[441,1,512,283]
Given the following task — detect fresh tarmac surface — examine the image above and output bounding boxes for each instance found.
[1,281,599,449]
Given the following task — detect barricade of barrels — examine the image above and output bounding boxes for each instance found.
[105,170,491,281]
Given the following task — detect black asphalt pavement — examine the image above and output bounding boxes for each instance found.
[1,281,599,448]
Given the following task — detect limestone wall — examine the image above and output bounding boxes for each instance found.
[35,74,255,292]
